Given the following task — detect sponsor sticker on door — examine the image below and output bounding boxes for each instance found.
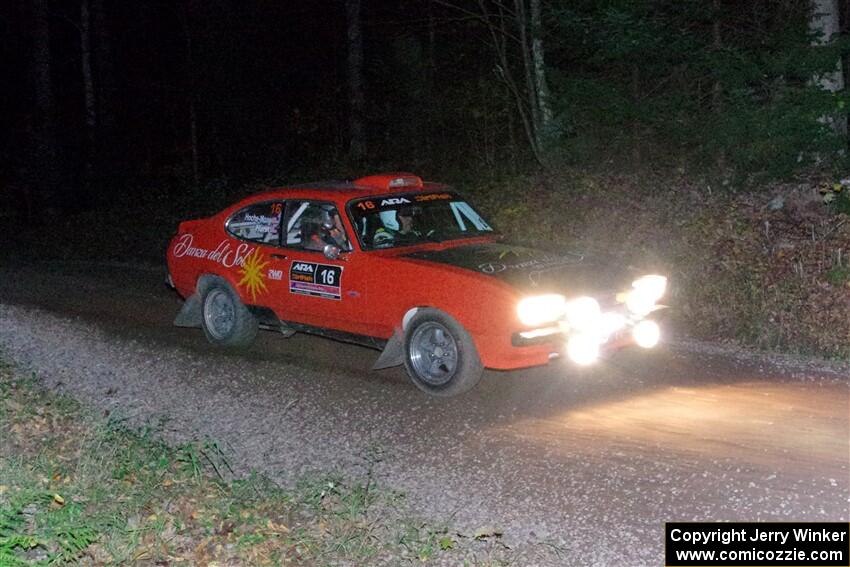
[289,262,343,300]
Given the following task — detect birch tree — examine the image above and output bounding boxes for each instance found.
[809,0,846,137]
[437,0,554,164]
[529,0,554,146]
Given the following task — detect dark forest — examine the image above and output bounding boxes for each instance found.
[1,3,849,565]
[3,0,849,216]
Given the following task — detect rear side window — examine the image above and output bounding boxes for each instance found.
[226,202,283,244]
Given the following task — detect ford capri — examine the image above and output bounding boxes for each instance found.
[166,173,667,396]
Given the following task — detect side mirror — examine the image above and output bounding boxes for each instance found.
[323,244,341,260]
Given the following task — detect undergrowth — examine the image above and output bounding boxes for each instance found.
[0,363,513,566]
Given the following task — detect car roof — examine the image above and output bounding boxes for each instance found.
[236,172,449,206]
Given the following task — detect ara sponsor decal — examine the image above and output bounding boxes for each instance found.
[237,249,269,301]
[380,197,411,206]
[172,234,255,268]
[292,262,314,272]
[289,261,342,300]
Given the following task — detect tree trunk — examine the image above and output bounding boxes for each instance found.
[31,0,61,209]
[346,0,366,162]
[513,0,541,153]
[810,0,847,137]
[80,0,97,185]
[530,0,554,145]
[181,1,201,188]
[92,0,116,170]
[494,0,541,165]
[437,0,545,165]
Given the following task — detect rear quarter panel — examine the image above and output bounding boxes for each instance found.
[167,214,249,298]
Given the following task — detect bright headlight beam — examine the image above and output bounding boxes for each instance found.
[517,294,566,327]
[633,320,661,348]
[626,275,667,316]
[633,275,667,300]
[567,334,600,365]
[564,296,601,331]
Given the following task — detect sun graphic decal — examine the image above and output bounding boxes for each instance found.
[237,249,269,302]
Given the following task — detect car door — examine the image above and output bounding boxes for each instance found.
[267,199,371,336]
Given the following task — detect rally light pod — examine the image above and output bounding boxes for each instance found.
[355,173,424,192]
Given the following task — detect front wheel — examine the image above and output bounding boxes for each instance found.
[403,309,483,396]
[200,280,258,348]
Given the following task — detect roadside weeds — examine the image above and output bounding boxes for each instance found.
[0,361,516,566]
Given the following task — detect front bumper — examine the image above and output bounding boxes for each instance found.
[509,309,666,366]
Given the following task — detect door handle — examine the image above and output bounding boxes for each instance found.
[271,253,288,260]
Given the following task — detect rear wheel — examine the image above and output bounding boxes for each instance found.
[200,280,258,348]
[403,309,483,396]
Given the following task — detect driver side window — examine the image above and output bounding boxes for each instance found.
[284,201,351,252]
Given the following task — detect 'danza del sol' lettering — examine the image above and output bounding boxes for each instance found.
[172,234,254,268]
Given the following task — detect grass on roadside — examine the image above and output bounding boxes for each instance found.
[0,362,511,566]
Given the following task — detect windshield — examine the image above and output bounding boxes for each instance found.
[348,191,495,250]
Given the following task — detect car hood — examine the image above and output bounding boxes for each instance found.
[401,242,634,296]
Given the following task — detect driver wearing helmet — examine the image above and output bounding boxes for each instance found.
[373,206,421,247]
[302,209,349,251]
[396,206,420,237]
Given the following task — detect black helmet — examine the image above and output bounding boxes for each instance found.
[397,206,420,218]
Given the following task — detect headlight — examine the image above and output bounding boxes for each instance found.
[626,275,667,316]
[564,296,601,331]
[567,334,600,365]
[517,294,566,326]
[633,320,661,348]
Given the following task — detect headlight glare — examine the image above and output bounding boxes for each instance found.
[633,320,661,348]
[517,294,566,327]
[626,275,667,315]
[567,334,600,365]
[564,296,601,331]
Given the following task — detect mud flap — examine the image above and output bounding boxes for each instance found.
[173,293,202,328]
[372,328,405,370]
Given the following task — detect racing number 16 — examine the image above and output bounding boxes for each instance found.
[318,267,335,285]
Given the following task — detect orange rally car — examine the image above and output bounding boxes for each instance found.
[166,173,667,396]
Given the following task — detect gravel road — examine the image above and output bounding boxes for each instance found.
[0,262,848,566]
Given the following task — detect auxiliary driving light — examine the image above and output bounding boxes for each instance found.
[626,275,667,316]
[567,334,600,365]
[632,320,661,348]
[517,294,567,327]
[564,296,601,331]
